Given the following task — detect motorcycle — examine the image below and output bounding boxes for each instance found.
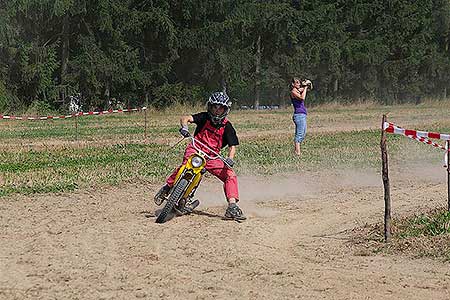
[155,136,233,224]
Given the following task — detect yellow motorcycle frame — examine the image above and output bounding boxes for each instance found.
[155,137,231,223]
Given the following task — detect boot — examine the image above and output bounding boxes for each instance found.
[224,203,246,221]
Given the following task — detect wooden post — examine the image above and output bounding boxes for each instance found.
[75,113,79,141]
[447,141,450,212]
[381,115,391,242]
[144,108,148,141]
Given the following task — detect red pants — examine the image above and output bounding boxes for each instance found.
[166,144,239,201]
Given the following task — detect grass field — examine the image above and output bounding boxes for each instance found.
[1,101,450,197]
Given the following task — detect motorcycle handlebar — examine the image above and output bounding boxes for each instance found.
[187,137,233,168]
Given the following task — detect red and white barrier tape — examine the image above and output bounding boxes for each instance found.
[383,122,450,141]
[0,107,147,121]
[383,121,450,166]
[404,134,447,151]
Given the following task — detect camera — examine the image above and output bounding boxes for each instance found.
[301,79,313,90]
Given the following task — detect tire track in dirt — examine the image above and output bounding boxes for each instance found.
[0,167,449,299]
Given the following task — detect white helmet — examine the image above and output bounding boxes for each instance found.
[207,91,231,124]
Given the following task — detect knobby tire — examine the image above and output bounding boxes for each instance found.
[155,179,189,223]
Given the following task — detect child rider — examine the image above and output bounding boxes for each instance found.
[154,91,245,221]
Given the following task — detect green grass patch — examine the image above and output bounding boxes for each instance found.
[237,128,427,175]
[0,143,180,196]
[353,208,450,261]
[398,210,450,238]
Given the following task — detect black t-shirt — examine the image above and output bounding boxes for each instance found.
[192,112,239,148]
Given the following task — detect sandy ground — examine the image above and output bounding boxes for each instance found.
[1,164,449,300]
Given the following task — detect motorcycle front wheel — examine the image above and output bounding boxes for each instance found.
[155,178,189,223]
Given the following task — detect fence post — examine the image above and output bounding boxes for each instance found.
[144,108,147,140]
[75,112,79,141]
[381,115,391,242]
[447,141,450,212]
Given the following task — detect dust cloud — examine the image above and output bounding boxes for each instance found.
[192,161,446,218]
[194,169,383,216]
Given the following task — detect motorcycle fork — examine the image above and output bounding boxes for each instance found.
[179,168,205,212]
[187,171,204,200]
[171,168,197,206]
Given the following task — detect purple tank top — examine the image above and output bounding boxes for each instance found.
[291,96,307,115]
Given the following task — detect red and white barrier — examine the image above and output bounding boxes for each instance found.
[404,135,447,152]
[383,122,450,141]
[0,107,147,121]
[383,121,450,166]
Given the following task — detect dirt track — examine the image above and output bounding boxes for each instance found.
[1,165,449,300]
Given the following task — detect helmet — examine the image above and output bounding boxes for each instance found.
[207,91,231,125]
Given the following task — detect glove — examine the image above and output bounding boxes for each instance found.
[179,125,190,138]
[224,157,234,168]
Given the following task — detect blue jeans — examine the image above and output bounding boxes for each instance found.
[292,113,307,143]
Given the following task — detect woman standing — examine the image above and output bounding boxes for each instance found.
[290,77,311,156]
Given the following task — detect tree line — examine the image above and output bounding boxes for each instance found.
[0,0,449,112]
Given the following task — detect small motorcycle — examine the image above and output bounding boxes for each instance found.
[155,136,232,224]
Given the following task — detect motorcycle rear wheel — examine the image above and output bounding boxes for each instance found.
[155,179,189,223]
